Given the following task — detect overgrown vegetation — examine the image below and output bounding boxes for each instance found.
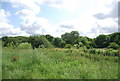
[2,48,118,79]
[1,31,120,79]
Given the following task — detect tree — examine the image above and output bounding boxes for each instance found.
[28,35,53,49]
[78,36,88,46]
[53,37,61,47]
[45,34,54,44]
[2,36,9,47]
[61,31,79,45]
[2,36,29,49]
[95,34,110,48]
[59,41,66,48]
[109,32,120,46]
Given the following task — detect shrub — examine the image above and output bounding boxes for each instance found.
[89,49,96,54]
[65,44,72,48]
[73,44,80,49]
[108,42,119,50]
[103,49,120,56]
[17,43,32,49]
[104,49,112,56]
[39,44,45,48]
[109,50,120,56]
[83,48,87,53]
[86,45,91,49]
[65,49,73,53]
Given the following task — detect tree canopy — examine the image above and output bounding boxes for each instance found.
[1,31,120,49]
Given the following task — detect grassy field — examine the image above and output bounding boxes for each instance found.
[2,47,118,79]
[0,41,2,80]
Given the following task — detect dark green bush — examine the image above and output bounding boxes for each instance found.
[86,45,91,49]
[89,49,96,54]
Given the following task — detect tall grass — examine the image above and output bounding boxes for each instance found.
[83,48,120,56]
[0,41,2,80]
[2,47,118,79]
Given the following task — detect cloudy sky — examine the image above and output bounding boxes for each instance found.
[0,0,119,38]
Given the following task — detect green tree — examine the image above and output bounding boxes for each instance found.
[2,36,10,47]
[61,31,79,45]
[53,37,61,47]
[59,41,66,48]
[95,34,110,48]
[2,36,29,48]
[109,32,120,46]
[28,35,53,49]
[78,36,88,46]
[45,34,54,44]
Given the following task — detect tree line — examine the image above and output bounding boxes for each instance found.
[1,31,120,50]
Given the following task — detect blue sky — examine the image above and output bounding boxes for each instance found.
[2,2,21,27]
[0,0,118,38]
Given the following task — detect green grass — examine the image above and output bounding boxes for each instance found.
[2,47,118,79]
[0,41,2,80]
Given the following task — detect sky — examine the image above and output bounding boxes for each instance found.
[0,0,119,38]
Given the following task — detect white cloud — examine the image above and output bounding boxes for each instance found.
[2,0,44,15]
[44,0,82,12]
[85,17,117,38]
[0,9,30,37]
[1,0,118,38]
[7,0,59,36]
[54,12,118,38]
[0,9,11,23]
[4,0,51,35]
[20,17,50,35]
[94,0,118,19]
[15,7,50,35]
[0,22,29,37]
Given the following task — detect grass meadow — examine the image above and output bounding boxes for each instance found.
[2,47,118,79]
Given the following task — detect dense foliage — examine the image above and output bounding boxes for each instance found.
[1,31,120,49]
[28,35,54,49]
[1,31,119,79]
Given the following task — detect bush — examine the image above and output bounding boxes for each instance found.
[65,44,72,48]
[17,43,32,49]
[103,49,119,56]
[86,45,91,49]
[65,49,73,53]
[110,50,119,56]
[39,44,45,48]
[89,49,96,54]
[73,44,80,49]
[108,42,119,50]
